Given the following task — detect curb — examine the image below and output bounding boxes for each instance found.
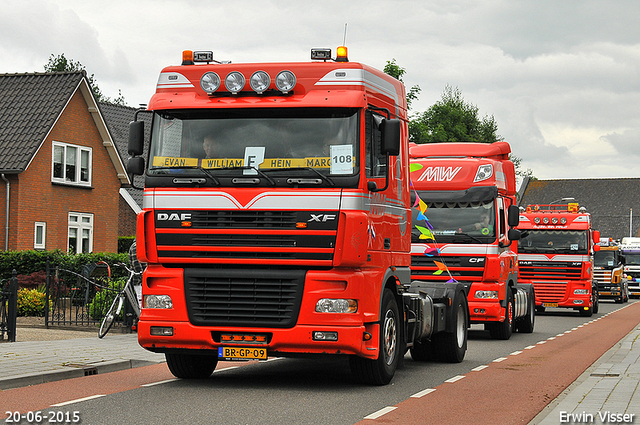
[0,359,163,390]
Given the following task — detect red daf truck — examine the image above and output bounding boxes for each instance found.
[127,48,469,385]
[409,142,535,340]
[518,203,600,316]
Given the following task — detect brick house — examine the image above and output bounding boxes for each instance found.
[0,72,129,253]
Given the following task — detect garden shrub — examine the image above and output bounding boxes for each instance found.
[17,288,46,317]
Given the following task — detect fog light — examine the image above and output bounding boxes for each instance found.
[313,331,338,341]
[150,326,173,336]
[315,298,357,313]
[475,291,498,299]
[574,289,588,295]
[144,295,173,309]
[573,300,584,304]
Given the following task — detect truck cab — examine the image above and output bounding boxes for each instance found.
[594,239,628,303]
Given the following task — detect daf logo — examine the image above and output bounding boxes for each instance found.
[308,214,336,222]
[469,258,485,263]
[157,213,192,221]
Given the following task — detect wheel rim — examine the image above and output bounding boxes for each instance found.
[507,299,513,324]
[456,306,465,348]
[383,310,397,365]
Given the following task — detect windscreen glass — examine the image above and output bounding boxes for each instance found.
[518,230,589,254]
[411,198,496,244]
[147,108,359,180]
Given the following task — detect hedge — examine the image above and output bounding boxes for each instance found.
[0,250,130,282]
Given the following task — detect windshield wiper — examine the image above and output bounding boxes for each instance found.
[150,166,220,185]
[264,167,335,187]
[208,166,276,186]
[453,231,485,244]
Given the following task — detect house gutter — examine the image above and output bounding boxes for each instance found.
[1,173,8,251]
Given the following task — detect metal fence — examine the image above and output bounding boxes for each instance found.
[44,260,134,332]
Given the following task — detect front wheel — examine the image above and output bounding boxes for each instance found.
[489,288,514,340]
[98,295,123,338]
[166,353,218,379]
[350,289,400,385]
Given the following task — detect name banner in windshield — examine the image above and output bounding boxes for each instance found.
[153,156,334,170]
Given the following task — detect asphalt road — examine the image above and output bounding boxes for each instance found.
[3,299,637,425]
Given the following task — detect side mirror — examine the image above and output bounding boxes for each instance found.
[508,228,521,241]
[127,157,145,176]
[381,119,401,156]
[592,230,601,245]
[128,121,144,156]
[508,205,520,227]
[593,244,600,252]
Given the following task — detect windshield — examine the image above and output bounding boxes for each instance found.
[624,254,640,265]
[594,250,619,267]
[411,198,496,244]
[147,108,359,183]
[518,230,589,254]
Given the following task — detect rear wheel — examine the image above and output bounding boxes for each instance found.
[98,295,123,338]
[166,353,218,379]
[516,289,535,333]
[350,289,400,385]
[431,293,467,363]
[489,289,514,340]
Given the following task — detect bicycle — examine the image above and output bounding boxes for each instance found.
[98,263,142,338]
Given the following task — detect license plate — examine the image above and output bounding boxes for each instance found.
[542,303,558,307]
[218,346,267,360]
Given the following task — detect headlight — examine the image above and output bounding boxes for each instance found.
[250,71,271,94]
[275,70,296,93]
[200,72,220,93]
[315,298,357,313]
[475,290,498,299]
[574,289,588,295]
[225,71,245,93]
[143,295,173,309]
[473,164,493,182]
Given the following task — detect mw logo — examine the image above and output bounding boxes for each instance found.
[416,166,462,182]
[157,213,192,221]
[308,214,336,222]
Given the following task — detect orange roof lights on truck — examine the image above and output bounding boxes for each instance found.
[525,203,580,213]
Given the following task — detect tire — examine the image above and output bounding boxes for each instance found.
[166,353,218,379]
[431,293,467,363]
[350,289,400,385]
[98,295,123,338]
[489,288,514,340]
[515,289,535,333]
[592,289,599,314]
[579,306,593,317]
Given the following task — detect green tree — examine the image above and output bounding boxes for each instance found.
[410,85,501,144]
[44,54,126,105]
[383,59,421,111]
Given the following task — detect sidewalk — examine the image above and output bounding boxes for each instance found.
[0,326,165,390]
[530,322,640,424]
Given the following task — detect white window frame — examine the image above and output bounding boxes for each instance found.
[52,141,92,186]
[68,212,94,253]
[34,222,46,250]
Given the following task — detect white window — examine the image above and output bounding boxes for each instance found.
[34,222,46,250]
[52,142,92,186]
[68,212,93,253]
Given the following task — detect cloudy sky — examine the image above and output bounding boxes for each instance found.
[2,0,638,183]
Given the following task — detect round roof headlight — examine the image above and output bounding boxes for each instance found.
[275,70,296,93]
[560,218,567,224]
[200,72,221,94]
[225,71,245,93]
[250,71,271,94]
[534,217,540,224]
[543,217,549,224]
[552,217,558,224]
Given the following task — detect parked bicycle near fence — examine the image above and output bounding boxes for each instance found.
[98,263,142,338]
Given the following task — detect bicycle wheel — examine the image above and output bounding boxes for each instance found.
[98,294,123,338]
